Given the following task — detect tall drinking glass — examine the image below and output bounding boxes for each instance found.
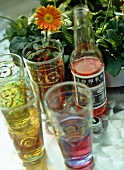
[0,53,24,83]
[0,78,45,164]
[22,39,64,100]
[44,81,94,169]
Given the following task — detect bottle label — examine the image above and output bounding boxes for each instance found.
[72,67,107,109]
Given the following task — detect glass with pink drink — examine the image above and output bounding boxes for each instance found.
[44,81,94,169]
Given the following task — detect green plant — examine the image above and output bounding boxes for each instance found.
[96,15,124,77]
[0,3,74,64]
[0,14,42,56]
[0,0,108,58]
[93,0,124,77]
[1,0,123,77]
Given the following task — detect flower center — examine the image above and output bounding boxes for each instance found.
[44,14,53,24]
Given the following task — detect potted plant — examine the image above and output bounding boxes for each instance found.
[94,1,124,76]
[1,0,123,85]
[92,0,124,86]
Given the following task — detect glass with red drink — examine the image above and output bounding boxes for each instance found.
[22,39,64,100]
[44,81,94,169]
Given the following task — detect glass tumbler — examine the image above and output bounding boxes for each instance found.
[22,39,65,101]
[0,53,24,84]
[44,81,94,169]
[0,77,45,164]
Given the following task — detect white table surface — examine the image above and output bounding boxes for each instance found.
[0,111,94,170]
[1,86,124,170]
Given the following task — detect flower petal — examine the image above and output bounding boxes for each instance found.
[34,5,62,32]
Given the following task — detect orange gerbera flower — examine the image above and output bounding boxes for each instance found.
[34,5,62,32]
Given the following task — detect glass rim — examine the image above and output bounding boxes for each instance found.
[0,78,40,111]
[22,39,64,65]
[44,81,92,113]
[73,4,89,17]
[0,52,24,81]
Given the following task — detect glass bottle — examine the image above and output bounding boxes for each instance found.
[70,4,107,116]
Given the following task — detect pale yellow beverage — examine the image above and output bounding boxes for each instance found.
[0,79,45,164]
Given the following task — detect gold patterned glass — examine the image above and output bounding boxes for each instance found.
[0,78,45,164]
[0,53,24,84]
[22,39,65,100]
[44,81,94,169]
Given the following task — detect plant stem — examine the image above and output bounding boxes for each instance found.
[84,0,88,6]
[45,30,48,40]
[0,15,17,25]
[101,0,113,33]
[53,0,56,7]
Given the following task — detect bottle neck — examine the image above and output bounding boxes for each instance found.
[73,5,97,57]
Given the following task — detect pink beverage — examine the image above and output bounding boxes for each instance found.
[71,4,108,117]
[71,56,107,117]
[56,117,93,169]
[44,81,93,168]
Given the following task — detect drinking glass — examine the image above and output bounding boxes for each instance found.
[0,77,45,164]
[0,53,24,83]
[44,81,94,169]
[22,39,64,100]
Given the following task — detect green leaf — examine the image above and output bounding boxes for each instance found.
[17,29,27,36]
[66,0,71,4]
[63,54,70,63]
[16,16,28,36]
[18,15,28,29]
[106,58,122,77]
[62,26,73,44]
[8,21,18,31]
[62,12,72,27]
[106,29,120,48]
[121,53,124,58]
[38,0,52,6]
[96,38,109,49]
[119,23,124,32]
[50,31,65,41]
[6,27,15,38]
[58,0,71,12]
[9,36,29,51]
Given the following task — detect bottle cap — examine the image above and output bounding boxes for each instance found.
[93,117,102,133]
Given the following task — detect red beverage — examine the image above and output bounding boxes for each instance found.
[29,61,64,99]
[56,117,93,169]
[71,56,107,116]
[25,46,64,99]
